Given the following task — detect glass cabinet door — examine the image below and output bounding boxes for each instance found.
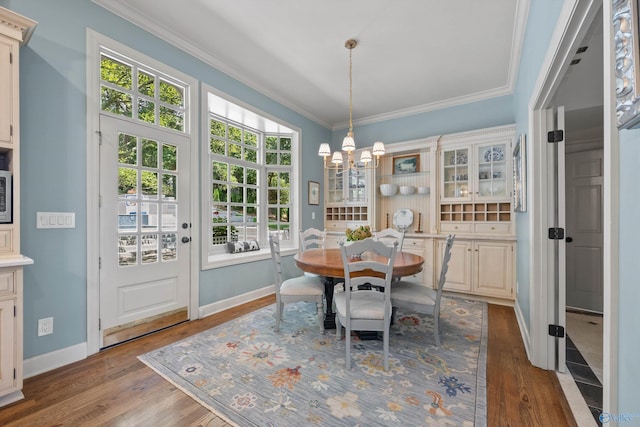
[476,143,507,198]
[326,169,343,203]
[347,168,367,203]
[442,148,470,199]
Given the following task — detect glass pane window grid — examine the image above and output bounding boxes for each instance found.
[100,50,187,133]
[117,131,179,267]
[209,114,292,249]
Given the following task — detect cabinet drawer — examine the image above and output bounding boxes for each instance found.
[474,223,512,234]
[440,223,473,233]
[403,238,425,250]
[0,270,15,295]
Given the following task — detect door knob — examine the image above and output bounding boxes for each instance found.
[182,222,189,229]
[182,236,191,243]
[566,237,573,243]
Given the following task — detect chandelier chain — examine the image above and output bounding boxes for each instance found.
[348,45,353,134]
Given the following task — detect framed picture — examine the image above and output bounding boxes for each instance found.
[393,154,420,175]
[308,181,320,205]
[513,134,527,212]
[614,0,640,129]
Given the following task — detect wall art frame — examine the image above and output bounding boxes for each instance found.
[614,0,640,129]
[513,133,527,212]
[392,153,420,175]
[308,181,320,205]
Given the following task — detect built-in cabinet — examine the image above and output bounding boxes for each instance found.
[0,7,36,407]
[439,131,513,235]
[322,125,516,303]
[435,237,514,299]
[324,152,374,233]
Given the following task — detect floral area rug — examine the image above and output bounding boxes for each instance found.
[138,297,487,426]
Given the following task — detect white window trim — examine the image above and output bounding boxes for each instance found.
[201,83,301,270]
[86,29,200,355]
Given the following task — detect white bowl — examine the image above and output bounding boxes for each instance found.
[379,183,398,196]
[399,185,415,195]
[418,186,430,195]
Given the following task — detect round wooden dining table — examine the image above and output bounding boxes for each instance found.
[294,248,424,329]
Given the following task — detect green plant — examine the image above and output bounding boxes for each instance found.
[345,225,372,241]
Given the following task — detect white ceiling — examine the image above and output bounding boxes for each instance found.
[94,0,528,129]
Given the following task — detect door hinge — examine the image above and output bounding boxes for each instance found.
[99,257,102,269]
[10,124,12,137]
[547,130,564,143]
[14,304,16,317]
[96,130,102,145]
[548,324,565,338]
[9,52,12,64]
[548,227,565,240]
[13,368,16,380]
[98,195,102,208]
[99,318,102,330]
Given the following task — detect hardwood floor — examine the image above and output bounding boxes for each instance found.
[0,297,577,426]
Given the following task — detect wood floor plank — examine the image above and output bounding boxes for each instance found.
[0,297,577,426]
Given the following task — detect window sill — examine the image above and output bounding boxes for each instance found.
[203,246,298,270]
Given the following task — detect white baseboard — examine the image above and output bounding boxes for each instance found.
[22,288,275,378]
[23,342,88,379]
[199,285,275,319]
[514,298,532,360]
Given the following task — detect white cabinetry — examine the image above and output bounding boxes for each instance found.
[324,153,374,232]
[436,238,514,300]
[0,7,36,407]
[401,237,427,284]
[438,127,514,235]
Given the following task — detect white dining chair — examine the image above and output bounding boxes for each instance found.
[269,233,325,332]
[299,228,326,278]
[335,238,398,371]
[374,227,405,251]
[299,227,326,251]
[390,234,455,346]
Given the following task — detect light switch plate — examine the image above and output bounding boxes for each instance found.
[37,212,76,229]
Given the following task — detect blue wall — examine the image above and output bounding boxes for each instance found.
[331,95,514,148]
[512,0,564,329]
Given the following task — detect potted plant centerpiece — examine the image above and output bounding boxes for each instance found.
[345,225,372,242]
[344,225,372,259]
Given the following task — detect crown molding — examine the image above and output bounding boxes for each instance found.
[0,6,37,45]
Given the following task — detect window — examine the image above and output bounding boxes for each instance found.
[203,88,299,264]
[208,116,295,257]
[100,48,187,133]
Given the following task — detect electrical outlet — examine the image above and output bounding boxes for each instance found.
[38,317,54,336]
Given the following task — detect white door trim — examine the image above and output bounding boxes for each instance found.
[85,29,200,355]
[528,0,617,415]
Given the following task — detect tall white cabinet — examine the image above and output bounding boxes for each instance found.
[0,7,36,407]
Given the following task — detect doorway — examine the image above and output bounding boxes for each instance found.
[528,0,607,423]
[98,115,192,347]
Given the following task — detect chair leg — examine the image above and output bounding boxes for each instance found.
[336,316,342,339]
[433,314,440,346]
[383,327,389,372]
[345,325,351,369]
[275,302,283,332]
[316,300,325,333]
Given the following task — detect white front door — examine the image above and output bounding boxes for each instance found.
[99,115,191,347]
[566,148,604,313]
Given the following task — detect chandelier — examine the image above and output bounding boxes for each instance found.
[318,39,385,173]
